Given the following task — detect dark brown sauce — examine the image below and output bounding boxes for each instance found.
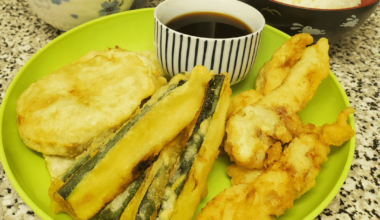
[166,12,252,38]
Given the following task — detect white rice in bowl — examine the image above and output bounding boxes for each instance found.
[275,0,361,9]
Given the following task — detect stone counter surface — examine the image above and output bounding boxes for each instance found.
[0,0,379,219]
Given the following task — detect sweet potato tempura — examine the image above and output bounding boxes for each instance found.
[197,108,355,220]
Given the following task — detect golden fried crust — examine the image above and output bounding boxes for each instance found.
[255,33,313,96]
[120,131,185,220]
[200,35,352,220]
[263,142,283,169]
[17,48,166,157]
[270,134,330,198]
[297,107,356,147]
[224,105,293,169]
[44,155,75,178]
[257,37,330,115]
[224,37,330,170]
[54,67,213,220]
[227,89,263,119]
[171,73,232,220]
[197,171,292,220]
[320,107,356,146]
[198,108,355,220]
[196,184,251,220]
[227,164,264,186]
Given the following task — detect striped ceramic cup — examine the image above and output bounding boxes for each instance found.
[154,0,265,85]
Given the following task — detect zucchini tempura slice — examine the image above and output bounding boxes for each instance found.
[51,66,213,220]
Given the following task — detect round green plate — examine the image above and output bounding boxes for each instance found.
[0,8,355,220]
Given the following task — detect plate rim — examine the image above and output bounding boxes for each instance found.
[303,75,356,219]
[0,7,356,220]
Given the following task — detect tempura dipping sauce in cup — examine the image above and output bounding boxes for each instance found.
[154,0,265,85]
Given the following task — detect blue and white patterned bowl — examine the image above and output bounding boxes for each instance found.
[154,0,265,85]
[240,0,379,44]
[28,0,149,31]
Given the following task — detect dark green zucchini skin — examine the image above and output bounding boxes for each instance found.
[61,154,90,182]
[135,164,170,220]
[93,170,147,220]
[57,80,186,200]
[155,75,225,220]
[135,132,184,220]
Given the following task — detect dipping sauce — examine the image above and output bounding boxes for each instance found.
[166,12,253,38]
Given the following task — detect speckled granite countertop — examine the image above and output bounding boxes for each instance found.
[0,0,379,219]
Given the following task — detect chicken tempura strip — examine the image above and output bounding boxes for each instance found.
[226,89,263,120]
[226,164,264,186]
[229,34,314,120]
[257,37,330,115]
[225,105,296,168]
[225,37,330,169]
[226,142,283,186]
[197,108,355,220]
[255,33,313,96]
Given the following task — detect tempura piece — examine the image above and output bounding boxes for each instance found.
[17,48,167,157]
[197,108,355,220]
[227,90,263,119]
[51,67,213,220]
[225,105,293,169]
[102,132,185,220]
[44,127,118,180]
[224,37,329,169]
[168,74,231,220]
[226,134,287,186]
[305,107,356,146]
[227,164,264,186]
[196,169,293,220]
[255,33,313,96]
[257,37,330,115]
[263,142,283,169]
[44,155,75,179]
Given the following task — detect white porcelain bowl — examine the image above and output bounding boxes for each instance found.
[28,0,148,31]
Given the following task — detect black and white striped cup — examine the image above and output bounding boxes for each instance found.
[154,0,265,85]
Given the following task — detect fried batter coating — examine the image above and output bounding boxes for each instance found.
[227,90,263,119]
[197,170,293,220]
[197,108,355,220]
[17,48,167,157]
[263,142,283,169]
[51,67,214,220]
[224,37,329,169]
[227,164,264,186]
[44,155,75,178]
[255,33,313,96]
[257,37,330,115]
[304,107,356,146]
[225,105,293,169]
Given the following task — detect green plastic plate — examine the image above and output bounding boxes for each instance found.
[0,8,355,220]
